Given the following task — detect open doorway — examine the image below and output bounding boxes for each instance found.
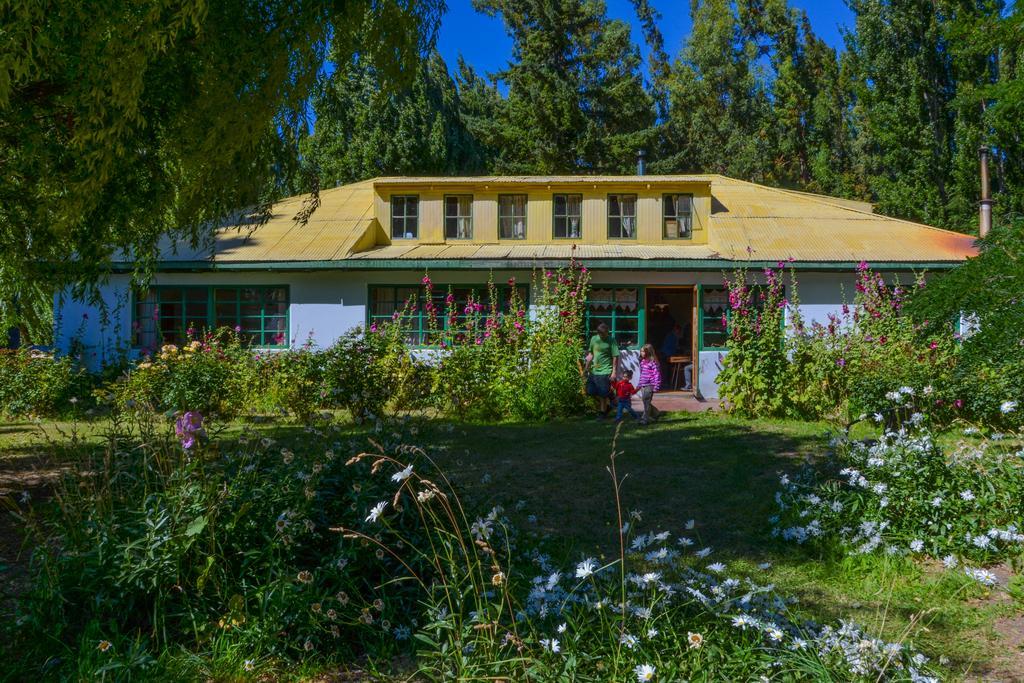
[645,286,696,392]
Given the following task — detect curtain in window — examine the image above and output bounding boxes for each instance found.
[675,195,691,237]
[513,195,526,238]
[567,195,581,238]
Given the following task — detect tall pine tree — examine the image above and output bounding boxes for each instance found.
[469,0,656,173]
[655,0,775,180]
[302,50,484,185]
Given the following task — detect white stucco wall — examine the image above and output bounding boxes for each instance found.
[54,268,903,396]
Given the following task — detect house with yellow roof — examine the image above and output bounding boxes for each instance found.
[55,174,977,398]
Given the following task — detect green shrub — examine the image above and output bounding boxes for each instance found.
[10,412,438,679]
[716,264,790,417]
[720,262,960,427]
[428,264,588,421]
[773,404,1024,567]
[0,348,92,416]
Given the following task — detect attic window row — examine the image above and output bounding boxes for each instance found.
[389,194,693,241]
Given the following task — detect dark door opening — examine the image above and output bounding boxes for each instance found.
[645,287,696,392]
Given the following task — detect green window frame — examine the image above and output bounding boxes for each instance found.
[132,285,290,351]
[391,195,419,239]
[663,194,693,240]
[444,195,473,239]
[368,284,529,347]
[698,284,730,350]
[585,286,643,350]
[607,194,638,239]
[498,194,528,239]
[698,283,779,350]
[553,193,583,239]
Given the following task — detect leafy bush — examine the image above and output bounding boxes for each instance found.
[0,348,92,416]
[773,401,1024,569]
[428,264,589,421]
[715,264,791,417]
[114,334,249,415]
[719,262,960,427]
[10,412,438,679]
[910,220,1024,431]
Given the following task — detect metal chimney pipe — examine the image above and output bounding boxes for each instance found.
[979,145,993,238]
[637,149,646,176]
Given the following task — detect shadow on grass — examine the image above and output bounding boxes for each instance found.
[411,412,829,560]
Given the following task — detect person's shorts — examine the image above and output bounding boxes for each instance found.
[586,373,612,398]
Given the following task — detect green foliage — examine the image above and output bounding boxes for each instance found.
[427,264,590,421]
[1,0,443,329]
[719,262,965,427]
[910,219,1024,431]
[787,264,958,426]
[716,265,791,418]
[465,0,657,173]
[9,415,438,680]
[774,417,1024,567]
[302,50,485,184]
[0,348,92,416]
[114,336,248,416]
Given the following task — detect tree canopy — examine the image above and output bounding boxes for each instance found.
[4,0,1024,338]
[1,0,442,335]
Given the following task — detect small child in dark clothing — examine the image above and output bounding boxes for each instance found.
[611,370,640,422]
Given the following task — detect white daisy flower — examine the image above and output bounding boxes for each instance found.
[1001,400,1018,414]
[391,464,414,482]
[575,558,598,579]
[365,501,387,524]
[539,638,560,653]
[634,664,655,682]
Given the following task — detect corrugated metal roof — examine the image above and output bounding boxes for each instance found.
[149,175,976,267]
[706,176,976,262]
[156,181,376,263]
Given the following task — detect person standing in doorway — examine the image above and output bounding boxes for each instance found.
[585,322,619,419]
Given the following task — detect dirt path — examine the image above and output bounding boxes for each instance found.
[965,565,1024,682]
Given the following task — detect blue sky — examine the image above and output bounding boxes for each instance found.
[436,0,855,79]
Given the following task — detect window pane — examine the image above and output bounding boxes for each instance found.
[664,194,693,239]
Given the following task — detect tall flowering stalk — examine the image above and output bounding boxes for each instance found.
[716,262,793,417]
[787,262,957,426]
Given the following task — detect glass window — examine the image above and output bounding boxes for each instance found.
[445,195,473,239]
[663,194,693,239]
[607,194,637,239]
[133,286,288,350]
[498,194,527,239]
[585,287,640,349]
[553,194,583,239]
[391,195,419,239]
[368,284,528,346]
[133,288,208,350]
[213,286,289,347]
[700,286,729,349]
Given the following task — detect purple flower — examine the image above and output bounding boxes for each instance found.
[174,411,205,450]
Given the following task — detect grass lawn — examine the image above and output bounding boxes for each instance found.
[1,410,1020,679]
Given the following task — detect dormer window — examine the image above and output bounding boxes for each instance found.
[444,195,473,239]
[607,194,637,239]
[663,194,693,239]
[498,194,527,239]
[553,194,582,239]
[391,195,419,239]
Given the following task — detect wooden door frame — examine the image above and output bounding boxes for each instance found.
[643,285,698,394]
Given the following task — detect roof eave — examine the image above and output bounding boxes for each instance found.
[113,258,968,273]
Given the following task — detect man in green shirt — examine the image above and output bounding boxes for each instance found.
[584,322,620,419]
